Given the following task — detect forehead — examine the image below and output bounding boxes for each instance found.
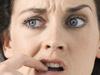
[13,0,95,14]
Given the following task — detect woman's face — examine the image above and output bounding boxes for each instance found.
[4,0,100,75]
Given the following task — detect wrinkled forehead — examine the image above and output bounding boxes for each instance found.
[13,0,95,14]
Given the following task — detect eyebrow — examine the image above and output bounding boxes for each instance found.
[19,8,47,15]
[19,4,92,15]
[67,4,92,13]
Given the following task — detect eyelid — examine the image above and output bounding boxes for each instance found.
[22,15,46,29]
[65,14,88,28]
[66,13,88,20]
[23,15,45,24]
[66,14,88,23]
[69,14,87,22]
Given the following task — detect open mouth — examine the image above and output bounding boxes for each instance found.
[41,59,64,72]
[46,62,64,71]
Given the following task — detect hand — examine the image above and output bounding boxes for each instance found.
[0,54,47,75]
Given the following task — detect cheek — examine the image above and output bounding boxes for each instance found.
[10,34,41,56]
[64,32,99,75]
[10,22,43,56]
[69,40,97,64]
[70,34,98,61]
[70,25,99,58]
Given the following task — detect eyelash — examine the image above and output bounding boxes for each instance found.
[65,15,87,28]
[23,15,87,30]
[23,16,46,29]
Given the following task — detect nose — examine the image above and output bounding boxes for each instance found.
[40,16,67,51]
[42,41,65,51]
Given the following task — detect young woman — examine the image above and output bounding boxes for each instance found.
[0,0,100,75]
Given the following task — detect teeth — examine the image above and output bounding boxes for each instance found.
[46,63,61,68]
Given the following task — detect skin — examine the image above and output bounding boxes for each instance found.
[0,0,100,75]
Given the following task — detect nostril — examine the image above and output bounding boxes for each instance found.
[46,45,51,49]
[45,44,64,50]
[58,46,63,50]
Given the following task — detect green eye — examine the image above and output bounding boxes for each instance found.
[66,15,86,28]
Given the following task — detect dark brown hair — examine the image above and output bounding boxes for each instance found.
[0,0,100,75]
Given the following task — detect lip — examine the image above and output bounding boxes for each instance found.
[41,58,66,71]
[36,71,64,75]
[41,58,65,68]
[35,58,66,75]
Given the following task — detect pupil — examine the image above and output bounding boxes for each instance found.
[70,18,77,26]
[29,20,36,26]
